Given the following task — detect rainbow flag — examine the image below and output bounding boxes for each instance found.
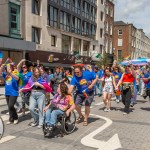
[66,74,73,82]
[0,51,3,64]
[124,55,131,60]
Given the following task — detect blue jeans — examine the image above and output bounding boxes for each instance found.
[29,91,46,126]
[45,109,64,126]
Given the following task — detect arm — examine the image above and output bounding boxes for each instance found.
[88,75,98,89]
[112,76,117,89]
[34,82,45,89]
[117,73,124,87]
[66,104,75,116]
[68,85,74,94]
[0,64,5,75]
[10,72,19,81]
[17,59,26,72]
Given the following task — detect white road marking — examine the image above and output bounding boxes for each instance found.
[81,114,122,150]
[94,102,104,106]
[0,136,16,144]
[1,111,30,122]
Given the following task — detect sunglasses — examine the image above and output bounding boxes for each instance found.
[22,66,27,69]
[75,72,80,74]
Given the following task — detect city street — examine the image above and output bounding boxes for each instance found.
[0,87,150,150]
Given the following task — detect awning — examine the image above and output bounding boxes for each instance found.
[0,36,36,51]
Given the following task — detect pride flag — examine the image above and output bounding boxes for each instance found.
[21,77,53,93]
[66,74,73,82]
[0,51,3,64]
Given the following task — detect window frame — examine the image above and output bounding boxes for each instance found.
[32,0,40,15]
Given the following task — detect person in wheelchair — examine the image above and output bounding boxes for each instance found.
[43,82,75,132]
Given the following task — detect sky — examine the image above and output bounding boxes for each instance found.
[114,0,150,37]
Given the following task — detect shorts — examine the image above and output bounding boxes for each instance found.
[75,91,94,107]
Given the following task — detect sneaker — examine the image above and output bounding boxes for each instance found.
[17,108,22,113]
[116,99,120,103]
[37,125,42,129]
[104,108,110,112]
[6,121,13,125]
[130,104,134,107]
[6,112,9,115]
[14,120,19,125]
[31,122,38,127]
[123,112,127,115]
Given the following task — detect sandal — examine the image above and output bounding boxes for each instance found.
[76,115,84,124]
[83,120,88,126]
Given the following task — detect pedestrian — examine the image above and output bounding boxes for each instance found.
[100,68,117,112]
[117,64,136,115]
[0,63,20,124]
[69,66,98,126]
[17,59,32,116]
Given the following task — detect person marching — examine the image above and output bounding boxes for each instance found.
[100,68,117,112]
[0,63,20,124]
[117,64,136,115]
[17,59,32,116]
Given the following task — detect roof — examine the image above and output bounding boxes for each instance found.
[114,21,127,26]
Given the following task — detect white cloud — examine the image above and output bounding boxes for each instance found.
[115,0,150,37]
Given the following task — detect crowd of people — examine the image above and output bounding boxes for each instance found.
[0,58,150,131]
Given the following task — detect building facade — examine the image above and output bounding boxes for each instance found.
[0,0,36,64]
[113,21,150,61]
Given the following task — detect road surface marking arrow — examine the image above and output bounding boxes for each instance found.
[81,114,122,150]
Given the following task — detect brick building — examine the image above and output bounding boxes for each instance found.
[113,21,136,61]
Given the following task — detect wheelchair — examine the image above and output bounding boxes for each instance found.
[43,111,76,138]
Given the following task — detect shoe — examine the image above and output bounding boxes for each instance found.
[123,112,127,115]
[6,121,13,125]
[14,120,19,124]
[37,125,42,129]
[31,122,38,127]
[104,108,110,112]
[130,104,134,107]
[6,112,9,115]
[116,99,120,103]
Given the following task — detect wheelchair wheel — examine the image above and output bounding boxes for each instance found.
[62,111,76,134]
[0,116,4,139]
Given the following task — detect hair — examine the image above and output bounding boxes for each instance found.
[74,66,83,71]
[60,82,69,98]
[32,67,41,80]
[104,68,111,76]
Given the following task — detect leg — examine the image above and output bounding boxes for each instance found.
[9,96,18,121]
[107,94,112,109]
[6,96,13,122]
[121,89,126,105]
[84,106,90,122]
[49,109,64,126]
[103,92,108,107]
[29,94,38,124]
[124,88,132,113]
[45,109,52,125]
[37,92,46,126]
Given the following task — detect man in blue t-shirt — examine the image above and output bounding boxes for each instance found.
[69,66,98,126]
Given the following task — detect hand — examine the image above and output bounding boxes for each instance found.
[34,82,40,86]
[66,110,70,117]
[43,106,49,112]
[21,59,26,63]
[7,68,12,74]
[19,89,23,93]
[88,84,93,90]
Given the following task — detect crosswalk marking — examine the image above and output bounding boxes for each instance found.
[0,136,16,144]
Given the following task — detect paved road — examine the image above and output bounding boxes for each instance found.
[0,87,150,150]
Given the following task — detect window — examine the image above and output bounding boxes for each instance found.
[91,6,96,22]
[60,0,70,9]
[118,29,122,35]
[48,6,58,27]
[62,35,71,54]
[82,21,89,35]
[51,35,56,46]
[118,39,123,46]
[100,44,103,54]
[101,0,104,5]
[118,50,122,59]
[32,0,40,15]
[50,0,58,3]
[32,27,41,44]
[110,24,113,35]
[100,28,103,38]
[9,3,21,38]
[110,40,112,53]
[83,41,90,56]
[91,24,96,35]
[101,11,104,21]
[60,11,70,31]
[93,45,95,51]
[82,1,89,19]
[73,38,81,54]
[91,0,97,4]
[72,16,81,34]
[72,0,80,14]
